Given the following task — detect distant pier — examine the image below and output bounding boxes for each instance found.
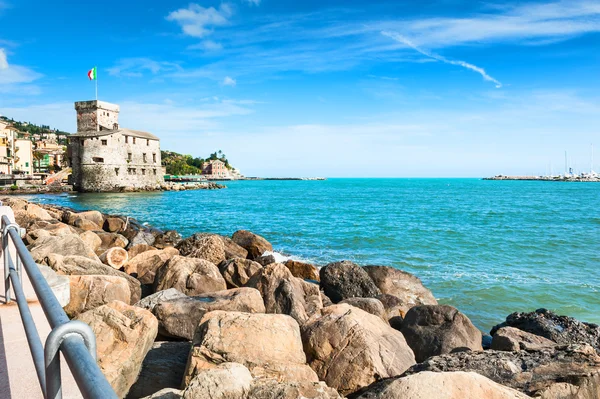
[484,175,599,182]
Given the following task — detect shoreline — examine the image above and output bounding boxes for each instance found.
[3,197,600,398]
[484,175,600,182]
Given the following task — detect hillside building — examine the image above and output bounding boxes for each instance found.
[68,100,164,192]
[202,159,230,179]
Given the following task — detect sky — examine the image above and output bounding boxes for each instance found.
[0,0,599,177]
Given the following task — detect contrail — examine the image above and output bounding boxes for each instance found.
[382,31,502,88]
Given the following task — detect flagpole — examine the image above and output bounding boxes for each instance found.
[95,66,98,101]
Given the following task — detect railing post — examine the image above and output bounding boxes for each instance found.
[45,321,98,399]
[3,215,10,303]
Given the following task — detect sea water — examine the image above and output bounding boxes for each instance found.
[25,178,600,331]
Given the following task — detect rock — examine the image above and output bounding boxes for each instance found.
[155,255,226,295]
[220,236,249,259]
[73,217,101,231]
[76,301,158,397]
[39,265,71,307]
[491,309,600,352]
[153,230,182,249]
[248,380,343,399]
[246,263,322,324]
[103,217,125,233]
[219,258,263,288]
[29,234,100,263]
[135,288,187,312]
[255,254,276,266]
[125,249,179,285]
[400,305,483,362]
[182,363,252,398]
[17,203,53,223]
[375,294,405,320]
[99,247,129,269]
[80,230,102,253]
[284,260,320,281]
[183,311,317,385]
[3,197,28,211]
[129,229,157,247]
[41,222,75,236]
[96,232,129,254]
[404,344,600,398]
[350,371,529,399]
[363,265,437,315]
[23,229,51,245]
[128,243,157,259]
[127,341,191,399]
[339,297,387,321]
[64,275,131,317]
[153,288,266,340]
[491,326,556,351]
[302,304,415,396]
[67,210,104,226]
[138,388,182,399]
[46,254,142,303]
[231,230,273,260]
[320,291,333,307]
[187,235,226,265]
[319,261,381,303]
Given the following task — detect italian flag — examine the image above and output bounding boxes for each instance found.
[87,67,97,80]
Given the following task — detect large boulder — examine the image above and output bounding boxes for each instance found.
[491,326,556,351]
[153,230,183,249]
[138,388,182,399]
[284,260,320,282]
[135,288,187,312]
[219,258,263,288]
[319,261,381,303]
[339,297,387,321]
[177,233,248,260]
[73,217,101,231]
[125,248,179,285]
[182,362,253,398]
[14,203,53,224]
[351,371,529,399]
[127,341,191,399]
[248,380,342,399]
[231,230,273,260]
[29,234,100,263]
[153,288,266,340]
[46,254,141,303]
[246,262,322,324]
[183,311,317,385]
[80,231,102,253]
[65,210,104,226]
[128,243,157,258]
[103,216,126,233]
[375,294,405,320]
[491,309,600,352]
[96,232,129,255]
[400,305,482,362]
[302,304,416,396]
[188,235,226,265]
[155,255,226,295]
[404,344,600,398]
[64,275,131,317]
[363,266,437,315]
[76,301,158,397]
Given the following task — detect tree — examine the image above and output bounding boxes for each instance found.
[32,151,45,173]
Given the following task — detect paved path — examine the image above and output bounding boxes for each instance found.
[0,251,82,398]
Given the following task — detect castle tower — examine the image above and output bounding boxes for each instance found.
[74,100,120,132]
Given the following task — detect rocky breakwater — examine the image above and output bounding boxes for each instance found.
[4,196,600,399]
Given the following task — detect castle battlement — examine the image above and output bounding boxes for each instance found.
[74,100,120,132]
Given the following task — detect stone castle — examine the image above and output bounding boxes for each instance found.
[68,100,164,192]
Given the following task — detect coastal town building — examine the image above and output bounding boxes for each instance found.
[0,120,35,175]
[68,100,164,191]
[14,139,33,175]
[202,159,229,178]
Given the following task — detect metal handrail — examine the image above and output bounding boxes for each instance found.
[2,214,117,399]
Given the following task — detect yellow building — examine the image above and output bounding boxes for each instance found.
[0,120,34,174]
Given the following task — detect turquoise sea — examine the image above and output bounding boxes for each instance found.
[24,178,600,332]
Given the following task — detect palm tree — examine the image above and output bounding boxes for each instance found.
[32,151,45,173]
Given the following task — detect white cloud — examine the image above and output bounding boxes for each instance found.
[382,31,502,88]
[107,58,182,77]
[188,40,223,51]
[0,48,43,95]
[222,76,236,87]
[0,48,7,69]
[166,3,233,38]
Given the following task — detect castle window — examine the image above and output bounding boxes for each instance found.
[143,153,147,162]
[142,169,146,175]
[115,168,119,176]
[153,169,156,175]
[80,139,85,146]
[125,136,128,144]
[128,153,132,161]
[133,137,136,144]
[153,153,156,163]
[101,139,107,146]
[107,113,110,117]
[92,157,104,163]
[146,139,149,146]
[132,168,136,174]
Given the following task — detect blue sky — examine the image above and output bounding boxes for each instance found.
[0,0,598,177]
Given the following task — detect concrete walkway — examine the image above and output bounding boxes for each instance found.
[0,211,83,398]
